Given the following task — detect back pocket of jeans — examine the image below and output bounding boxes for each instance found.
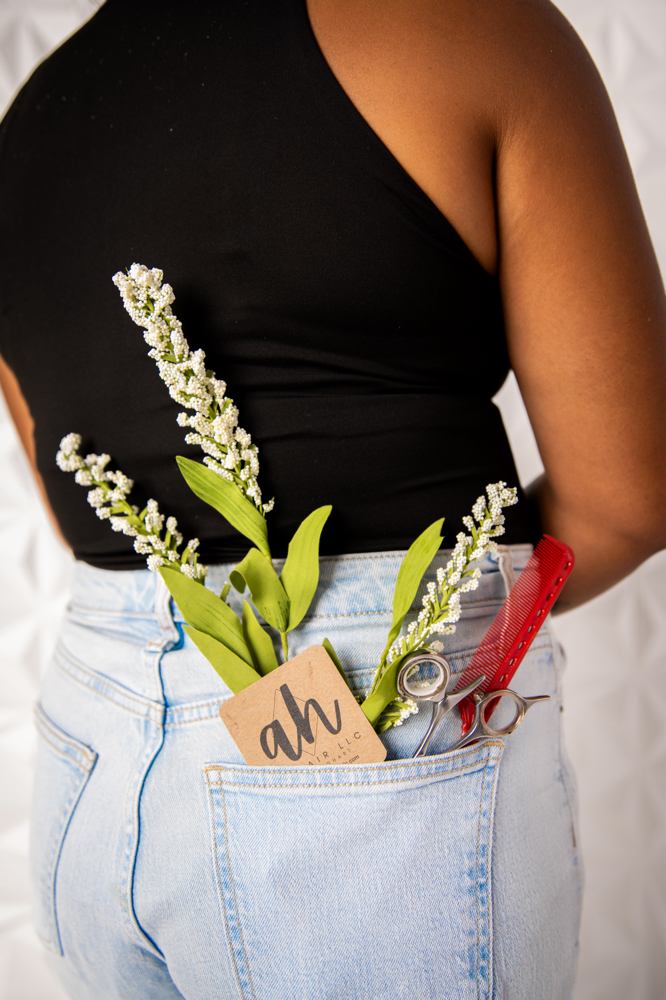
[30,704,97,954]
[204,741,503,1000]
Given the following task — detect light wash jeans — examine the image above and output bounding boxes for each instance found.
[31,547,582,999]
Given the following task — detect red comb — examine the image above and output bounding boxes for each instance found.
[454,535,574,732]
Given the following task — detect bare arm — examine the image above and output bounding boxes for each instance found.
[308,0,666,610]
[494,2,666,609]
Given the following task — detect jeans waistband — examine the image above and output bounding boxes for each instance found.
[67,545,534,620]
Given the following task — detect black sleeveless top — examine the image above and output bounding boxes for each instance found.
[0,0,533,566]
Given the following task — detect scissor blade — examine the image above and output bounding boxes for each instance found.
[442,675,485,711]
[412,675,486,758]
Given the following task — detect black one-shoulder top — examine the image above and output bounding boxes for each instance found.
[0,0,532,566]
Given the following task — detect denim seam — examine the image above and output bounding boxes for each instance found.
[155,574,180,645]
[42,770,92,956]
[206,781,257,1000]
[313,548,532,566]
[117,640,167,960]
[118,723,166,956]
[486,752,502,1000]
[166,710,221,728]
[54,647,163,724]
[208,785,245,996]
[34,714,97,956]
[33,732,94,771]
[205,741,499,775]
[34,707,97,772]
[222,788,257,1000]
[204,748,503,789]
[475,758,489,999]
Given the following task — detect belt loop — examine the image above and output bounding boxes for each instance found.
[154,572,180,645]
[495,545,516,597]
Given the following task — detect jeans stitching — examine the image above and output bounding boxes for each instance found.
[298,594,503,622]
[166,708,223,727]
[117,641,167,959]
[205,741,500,775]
[486,752,502,1000]
[43,776,88,956]
[34,742,95,955]
[206,747,504,997]
[203,747,503,789]
[206,783,248,998]
[54,647,163,723]
[475,758,489,999]
[34,707,97,771]
[221,787,257,1000]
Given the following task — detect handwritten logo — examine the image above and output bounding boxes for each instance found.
[260,683,342,761]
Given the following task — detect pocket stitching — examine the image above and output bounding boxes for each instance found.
[222,788,257,1000]
[204,742,503,789]
[34,704,97,772]
[206,744,505,998]
[206,782,258,1000]
[33,707,97,956]
[474,753,499,1000]
[42,772,90,954]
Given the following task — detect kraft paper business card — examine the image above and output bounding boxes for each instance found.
[219,644,387,766]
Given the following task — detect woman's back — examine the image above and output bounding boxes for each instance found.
[0,0,531,567]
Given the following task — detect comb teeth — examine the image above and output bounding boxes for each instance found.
[454,535,574,700]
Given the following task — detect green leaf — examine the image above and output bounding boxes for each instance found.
[322,637,351,688]
[280,506,332,631]
[242,600,280,675]
[361,651,414,727]
[382,518,444,658]
[229,548,290,633]
[176,456,271,558]
[160,567,253,666]
[184,625,261,693]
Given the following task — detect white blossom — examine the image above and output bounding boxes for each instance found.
[392,699,419,727]
[112,264,274,513]
[55,433,207,581]
[371,482,518,725]
[56,433,85,472]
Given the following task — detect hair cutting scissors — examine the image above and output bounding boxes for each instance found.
[396,651,549,757]
[396,652,485,757]
[443,687,550,753]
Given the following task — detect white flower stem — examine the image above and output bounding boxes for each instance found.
[56,433,206,580]
[369,482,518,725]
[112,264,274,514]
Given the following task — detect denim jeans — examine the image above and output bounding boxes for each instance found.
[31,547,582,999]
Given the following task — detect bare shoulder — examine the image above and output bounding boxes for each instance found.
[307,0,604,112]
[468,0,619,136]
[306,0,616,272]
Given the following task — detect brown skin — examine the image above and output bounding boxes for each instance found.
[3,0,666,609]
[306,0,666,611]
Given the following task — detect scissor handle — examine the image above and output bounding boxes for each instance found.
[443,689,550,753]
[476,689,526,737]
[397,651,451,701]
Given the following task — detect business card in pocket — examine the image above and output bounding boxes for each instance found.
[219,645,387,766]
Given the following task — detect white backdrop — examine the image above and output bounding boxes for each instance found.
[0,1,664,998]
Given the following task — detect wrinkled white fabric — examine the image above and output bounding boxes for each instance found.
[0,2,664,998]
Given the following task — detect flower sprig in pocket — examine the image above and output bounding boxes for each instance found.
[57,264,518,732]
